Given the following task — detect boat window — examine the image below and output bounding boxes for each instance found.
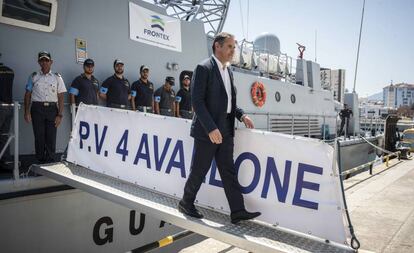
[0,0,57,32]
[275,91,281,102]
[290,94,296,104]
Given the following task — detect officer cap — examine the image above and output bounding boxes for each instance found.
[166,76,175,86]
[183,75,190,80]
[140,65,149,72]
[113,59,124,68]
[38,51,51,60]
[83,58,94,66]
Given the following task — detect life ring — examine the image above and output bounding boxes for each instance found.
[251,81,267,107]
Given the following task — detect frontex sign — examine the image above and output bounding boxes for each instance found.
[129,2,182,52]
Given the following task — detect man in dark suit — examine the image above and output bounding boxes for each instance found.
[178,32,261,224]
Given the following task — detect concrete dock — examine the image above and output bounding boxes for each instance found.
[177,157,414,253]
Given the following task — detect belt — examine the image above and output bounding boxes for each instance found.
[137,106,152,109]
[33,102,57,106]
[110,103,127,109]
[160,108,172,112]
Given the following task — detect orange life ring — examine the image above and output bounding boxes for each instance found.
[251,81,267,107]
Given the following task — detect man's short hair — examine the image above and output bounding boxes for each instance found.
[212,32,234,53]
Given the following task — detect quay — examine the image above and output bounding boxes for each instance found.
[177,157,414,253]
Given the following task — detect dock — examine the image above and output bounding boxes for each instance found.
[177,157,414,253]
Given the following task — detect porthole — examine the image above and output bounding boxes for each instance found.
[291,94,296,104]
[275,91,281,102]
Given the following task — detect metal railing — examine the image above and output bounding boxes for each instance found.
[359,117,385,133]
[241,111,337,140]
[340,151,400,177]
[0,102,20,180]
[233,39,295,82]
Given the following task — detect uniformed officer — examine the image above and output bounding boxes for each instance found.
[0,59,14,162]
[69,58,99,105]
[131,65,154,113]
[338,103,353,137]
[24,51,67,163]
[154,76,176,116]
[176,75,193,119]
[99,59,135,110]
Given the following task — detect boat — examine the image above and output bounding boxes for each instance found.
[0,0,385,252]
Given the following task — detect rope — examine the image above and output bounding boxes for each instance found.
[360,136,393,155]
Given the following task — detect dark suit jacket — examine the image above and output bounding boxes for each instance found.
[190,56,244,141]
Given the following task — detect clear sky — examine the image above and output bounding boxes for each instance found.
[222,0,414,97]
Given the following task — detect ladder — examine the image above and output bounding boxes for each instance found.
[33,162,354,253]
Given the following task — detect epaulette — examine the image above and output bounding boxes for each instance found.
[54,72,62,77]
[31,72,37,77]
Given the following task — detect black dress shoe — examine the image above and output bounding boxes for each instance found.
[230,210,261,224]
[178,200,204,219]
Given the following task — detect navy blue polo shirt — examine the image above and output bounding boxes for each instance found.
[101,75,131,106]
[69,73,99,105]
[176,88,191,111]
[131,79,154,107]
[154,86,175,110]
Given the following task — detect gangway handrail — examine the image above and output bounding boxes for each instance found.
[32,162,354,253]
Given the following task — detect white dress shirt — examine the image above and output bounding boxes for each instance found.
[26,70,66,102]
[212,54,232,113]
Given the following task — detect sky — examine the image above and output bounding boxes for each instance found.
[222,0,414,97]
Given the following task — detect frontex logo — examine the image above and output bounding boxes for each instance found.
[151,15,165,32]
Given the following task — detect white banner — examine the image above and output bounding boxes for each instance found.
[67,104,350,245]
[129,2,182,52]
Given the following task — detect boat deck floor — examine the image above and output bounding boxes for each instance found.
[178,157,414,253]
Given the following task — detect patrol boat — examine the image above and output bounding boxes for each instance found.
[0,0,383,252]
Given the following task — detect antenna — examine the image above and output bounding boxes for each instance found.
[352,0,366,93]
[296,43,306,59]
[314,30,317,62]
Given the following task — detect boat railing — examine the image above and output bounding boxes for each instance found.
[241,111,337,140]
[0,102,20,181]
[1,101,74,182]
[232,39,295,82]
[359,116,385,133]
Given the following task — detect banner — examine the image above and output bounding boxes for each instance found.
[67,104,350,245]
[129,2,182,52]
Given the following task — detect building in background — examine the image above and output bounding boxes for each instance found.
[383,82,414,108]
[320,68,345,103]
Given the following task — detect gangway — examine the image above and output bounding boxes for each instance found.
[33,162,354,253]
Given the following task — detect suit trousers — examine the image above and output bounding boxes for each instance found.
[182,117,245,213]
[31,103,58,163]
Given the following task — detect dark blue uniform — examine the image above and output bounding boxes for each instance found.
[69,74,99,105]
[176,88,193,119]
[101,75,131,109]
[154,86,175,116]
[131,79,154,112]
[0,64,14,161]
